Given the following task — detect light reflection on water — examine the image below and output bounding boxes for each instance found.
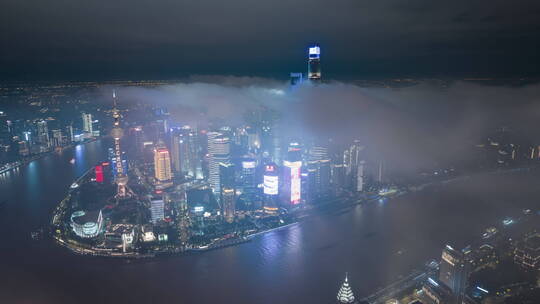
[0,139,538,304]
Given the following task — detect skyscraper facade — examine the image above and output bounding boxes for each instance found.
[263,163,279,211]
[51,129,63,147]
[439,245,469,304]
[36,120,50,151]
[308,44,321,82]
[207,132,231,196]
[150,198,165,224]
[219,162,236,223]
[82,112,93,135]
[241,158,257,199]
[282,160,302,205]
[344,140,365,192]
[170,130,182,174]
[154,147,172,182]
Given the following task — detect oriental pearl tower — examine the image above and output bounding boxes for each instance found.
[111,90,128,198]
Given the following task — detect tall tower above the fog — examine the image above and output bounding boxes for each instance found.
[308,44,321,83]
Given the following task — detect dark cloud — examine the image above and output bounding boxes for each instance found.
[1,0,540,80]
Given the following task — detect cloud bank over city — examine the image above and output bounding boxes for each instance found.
[108,77,540,177]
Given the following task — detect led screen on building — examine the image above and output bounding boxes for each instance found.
[291,167,301,204]
[263,175,279,195]
[95,165,103,183]
[284,161,302,204]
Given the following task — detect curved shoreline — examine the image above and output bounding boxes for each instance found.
[49,165,538,259]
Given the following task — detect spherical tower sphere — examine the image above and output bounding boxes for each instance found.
[111,127,124,139]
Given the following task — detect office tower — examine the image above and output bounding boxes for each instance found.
[220,162,236,223]
[221,188,235,223]
[207,132,231,196]
[247,128,260,153]
[356,161,365,192]
[82,113,93,135]
[336,273,357,304]
[290,72,303,87]
[110,91,129,198]
[170,130,182,174]
[514,233,540,271]
[309,146,328,161]
[187,127,203,179]
[171,126,198,178]
[307,159,331,200]
[307,145,331,199]
[150,198,165,224]
[377,160,384,183]
[219,162,235,190]
[132,126,144,157]
[18,141,29,157]
[241,158,257,199]
[36,120,50,149]
[263,163,279,211]
[439,245,469,304]
[344,140,365,192]
[261,125,274,159]
[65,124,74,143]
[331,163,346,192]
[51,129,62,147]
[154,147,172,182]
[308,44,321,82]
[282,160,302,205]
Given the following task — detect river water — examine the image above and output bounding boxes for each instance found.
[0,140,538,304]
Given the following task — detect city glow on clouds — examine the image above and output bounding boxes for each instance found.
[106,77,540,178]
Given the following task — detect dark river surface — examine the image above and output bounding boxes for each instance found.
[0,139,538,304]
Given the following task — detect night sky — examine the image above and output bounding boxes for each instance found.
[2,0,540,80]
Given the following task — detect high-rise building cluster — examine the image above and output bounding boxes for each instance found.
[0,106,101,166]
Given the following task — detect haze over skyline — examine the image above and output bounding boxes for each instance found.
[2,0,540,80]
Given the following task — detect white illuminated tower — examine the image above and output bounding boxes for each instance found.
[308,44,321,82]
[207,132,231,196]
[111,90,128,198]
[336,273,357,304]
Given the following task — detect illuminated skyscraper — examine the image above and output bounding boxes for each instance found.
[219,162,236,223]
[439,245,469,304]
[308,44,321,82]
[344,140,365,192]
[51,129,62,147]
[241,158,257,199]
[65,124,74,143]
[154,147,172,182]
[82,112,93,135]
[110,90,129,198]
[263,163,279,212]
[170,130,182,174]
[150,198,165,224]
[336,273,357,304]
[36,119,50,150]
[207,132,231,196]
[171,126,199,178]
[282,160,302,205]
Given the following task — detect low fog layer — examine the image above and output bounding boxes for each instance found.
[107,77,540,178]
